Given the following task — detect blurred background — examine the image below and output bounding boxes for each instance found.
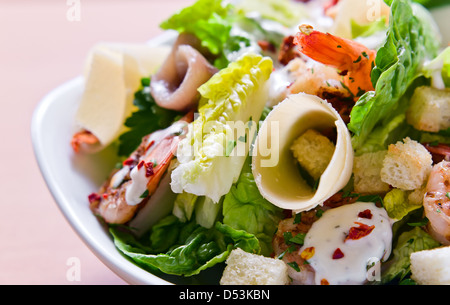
[0,0,193,285]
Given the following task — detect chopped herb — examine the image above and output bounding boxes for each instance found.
[311,68,314,74]
[287,261,300,272]
[315,209,324,218]
[326,80,331,87]
[337,45,342,48]
[361,51,369,59]
[356,87,366,97]
[247,116,254,128]
[140,189,149,198]
[289,233,306,245]
[278,244,297,260]
[283,231,306,246]
[277,250,286,260]
[340,81,354,98]
[225,140,236,157]
[353,55,362,63]
[283,232,293,244]
[238,134,247,143]
[446,192,450,200]
[293,213,302,224]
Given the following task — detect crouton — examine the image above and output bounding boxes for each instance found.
[220,248,289,285]
[380,137,432,190]
[406,86,450,132]
[410,246,450,285]
[353,150,390,194]
[290,129,335,180]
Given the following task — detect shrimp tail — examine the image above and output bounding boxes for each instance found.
[294,24,376,97]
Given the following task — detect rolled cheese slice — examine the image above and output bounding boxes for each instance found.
[252,93,353,213]
[75,43,171,151]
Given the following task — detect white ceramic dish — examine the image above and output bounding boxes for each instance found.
[32,6,449,285]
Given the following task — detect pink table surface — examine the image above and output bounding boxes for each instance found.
[0,0,193,285]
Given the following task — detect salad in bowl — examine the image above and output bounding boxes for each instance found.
[63,0,450,285]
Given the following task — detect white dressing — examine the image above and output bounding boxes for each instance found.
[123,121,188,206]
[109,165,130,189]
[300,201,393,285]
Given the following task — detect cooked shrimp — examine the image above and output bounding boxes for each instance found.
[294,24,376,98]
[423,160,450,245]
[272,215,316,285]
[90,112,193,224]
[71,129,100,153]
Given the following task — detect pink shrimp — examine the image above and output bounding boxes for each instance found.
[294,24,376,98]
[90,112,193,224]
[71,130,100,153]
[423,160,450,245]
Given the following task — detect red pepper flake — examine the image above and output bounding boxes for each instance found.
[102,193,108,199]
[88,193,101,203]
[320,279,330,285]
[122,157,135,167]
[345,222,375,242]
[332,248,344,259]
[145,162,154,177]
[300,247,315,260]
[137,160,145,170]
[358,209,373,219]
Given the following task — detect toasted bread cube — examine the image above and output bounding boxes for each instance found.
[290,129,335,180]
[406,86,450,132]
[220,248,289,285]
[353,150,390,194]
[380,137,432,190]
[410,246,450,285]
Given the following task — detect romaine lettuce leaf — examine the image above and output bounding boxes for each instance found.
[222,157,283,256]
[110,218,260,277]
[381,227,441,284]
[170,53,273,203]
[348,0,441,151]
[422,46,450,89]
[160,0,232,56]
[383,188,422,221]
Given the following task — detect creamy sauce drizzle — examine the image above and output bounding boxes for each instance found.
[300,201,393,285]
[109,121,187,206]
